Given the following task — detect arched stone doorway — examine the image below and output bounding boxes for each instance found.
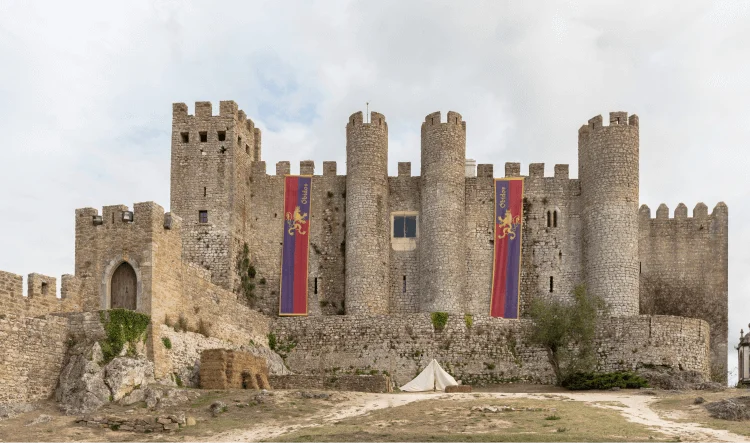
[110,262,137,310]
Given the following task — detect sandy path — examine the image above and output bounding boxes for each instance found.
[213,392,436,442]
[214,391,748,442]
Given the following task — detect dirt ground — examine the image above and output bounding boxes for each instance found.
[0,385,748,442]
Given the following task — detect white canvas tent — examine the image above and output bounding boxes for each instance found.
[400,359,459,392]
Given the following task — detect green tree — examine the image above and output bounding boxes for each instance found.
[528,285,607,384]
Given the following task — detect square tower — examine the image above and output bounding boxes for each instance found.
[170,101,262,290]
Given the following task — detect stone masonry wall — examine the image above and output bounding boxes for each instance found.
[247,161,347,316]
[269,374,391,393]
[388,164,421,313]
[0,271,84,317]
[578,113,640,316]
[273,314,709,387]
[639,202,728,381]
[0,314,70,403]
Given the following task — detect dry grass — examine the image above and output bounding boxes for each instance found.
[651,388,750,438]
[270,397,669,442]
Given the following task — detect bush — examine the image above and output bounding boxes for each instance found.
[431,312,449,332]
[161,337,172,349]
[268,332,277,351]
[464,314,473,328]
[98,309,150,363]
[562,371,649,390]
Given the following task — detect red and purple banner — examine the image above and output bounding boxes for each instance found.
[279,175,311,316]
[491,178,524,318]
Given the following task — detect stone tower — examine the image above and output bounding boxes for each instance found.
[578,112,639,316]
[419,111,467,313]
[170,101,261,290]
[345,111,390,315]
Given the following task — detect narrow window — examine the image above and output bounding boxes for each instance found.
[203,187,207,197]
[553,210,558,227]
[199,210,208,223]
[238,136,242,145]
[639,262,642,274]
[199,131,208,142]
[403,275,407,293]
[180,132,189,143]
[546,211,551,227]
[549,276,554,293]
[217,131,226,141]
[112,212,115,224]
[41,282,49,296]
[314,277,318,295]
[246,144,250,155]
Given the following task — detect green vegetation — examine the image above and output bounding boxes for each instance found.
[161,337,172,349]
[562,371,649,390]
[268,332,277,351]
[528,284,606,384]
[98,309,150,363]
[464,313,473,328]
[237,243,257,304]
[173,372,183,387]
[431,312,449,332]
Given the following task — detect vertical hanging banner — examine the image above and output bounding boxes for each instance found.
[491,178,524,318]
[279,175,311,316]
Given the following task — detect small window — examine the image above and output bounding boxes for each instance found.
[238,136,242,145]
[199,210,208,223]
[203,187,207,197]
[553,210,558,227]
[199,131,208,142]
[403,275,407,293]
[549,276,554,293]
[217,131,226,141]
[246,144,250,155]
[180,132,189,143]
[41,282,49,296]
[314,277,318,295]
[546,211,552,228]
[394,216,417,238]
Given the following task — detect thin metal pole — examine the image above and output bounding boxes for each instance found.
[366,102,369,123]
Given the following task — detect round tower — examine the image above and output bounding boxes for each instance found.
[345,111,390,315]
[578,112,639,316]
[419,111,466,314]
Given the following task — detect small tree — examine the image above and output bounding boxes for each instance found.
[528,285,607,384]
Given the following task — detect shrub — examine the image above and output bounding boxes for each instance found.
[98,309,150,363]
[161,337,172,349]
[545,415,561,420]
[562,371,649,390]
[173,373,183,387]
[431,312,449,332]
[268,332,277,351]
[464,314,473,328]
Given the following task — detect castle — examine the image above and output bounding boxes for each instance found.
[0,101,729,405]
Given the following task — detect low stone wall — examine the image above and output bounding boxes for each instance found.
[76,412,191,433]
[272,314,710,386]
[269,375,392,393]
[200,349,270,390]
[0,314,70,403]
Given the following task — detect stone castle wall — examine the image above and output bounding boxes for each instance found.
[0,314,70,403]
[273,314,710,386]
[0,271,83,317]
[639,202,729,381]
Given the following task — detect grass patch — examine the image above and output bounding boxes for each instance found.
[161,337,172,349]
[652,390,750,437]
[431,312,449,332]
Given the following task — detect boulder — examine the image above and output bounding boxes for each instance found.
[56,354,110,415]
[104,358,154,401]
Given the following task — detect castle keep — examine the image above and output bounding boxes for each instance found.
[0,100,729,403]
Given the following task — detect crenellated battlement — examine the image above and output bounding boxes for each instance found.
[502,162,571,180]
[76,202,181,233]
[578,111,639,138]
[421,111,466,130]
[0,270,83,317]
[639,202,728,221]
[250,161,344,176]
[346,111,387,129]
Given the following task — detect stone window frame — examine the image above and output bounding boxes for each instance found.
[199,210,209,224]
[546,207,561,228]
[391,211,418,251]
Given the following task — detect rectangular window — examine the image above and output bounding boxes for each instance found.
[314,277,318,295]
[199,131,208,142]
[393,215,417,238]
[217,131,226,141]
[180,132,189,143]
[199,210,208,223]
[403,275,406,293]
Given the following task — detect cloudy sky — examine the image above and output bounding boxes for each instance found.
[0,1,747,381]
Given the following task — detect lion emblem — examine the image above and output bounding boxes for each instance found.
[497,210,519,240]
[286,206,308,236]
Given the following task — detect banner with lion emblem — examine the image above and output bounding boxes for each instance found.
[279,175,311,315]
[491,178,524,318]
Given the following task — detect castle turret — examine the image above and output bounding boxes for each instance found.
[578,112,639,315]
[170,101,261,290]
[345,111,390,315]
[419,111,467,313]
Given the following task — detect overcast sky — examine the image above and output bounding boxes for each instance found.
[0,0,747,382]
